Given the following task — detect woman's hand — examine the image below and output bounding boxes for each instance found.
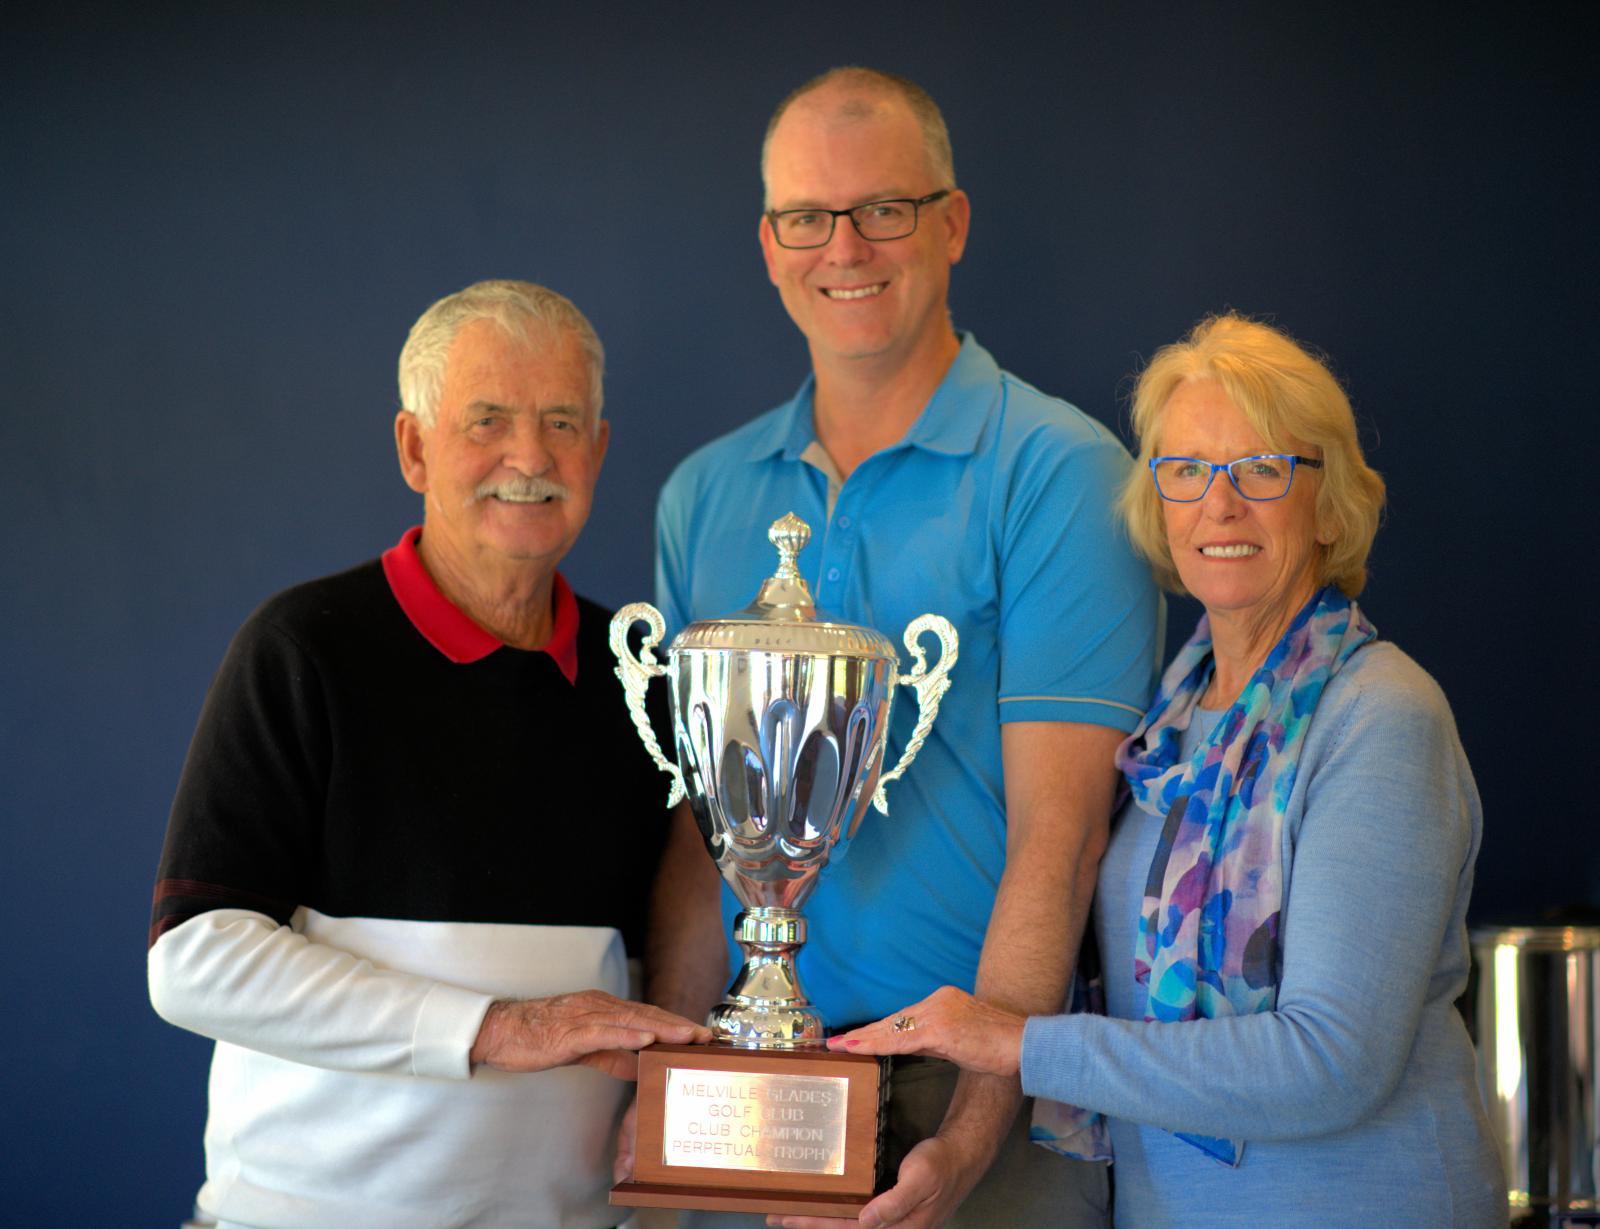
[825,986,1025,1078]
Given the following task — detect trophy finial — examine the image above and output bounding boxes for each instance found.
[743,513,815,621]
[768,513,810,581]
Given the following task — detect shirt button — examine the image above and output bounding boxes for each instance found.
[827,567,841,581]
[837,516,852,529]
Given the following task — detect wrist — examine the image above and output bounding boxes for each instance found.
[937,1072,1022,1172]
[469,999,510,1067]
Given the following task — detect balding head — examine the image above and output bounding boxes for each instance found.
[760,67,955,208]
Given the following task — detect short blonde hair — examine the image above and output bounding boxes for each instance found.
[1118,314,1386,597]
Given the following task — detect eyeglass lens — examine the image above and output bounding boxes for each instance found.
[1153,456,1296,501]
[773,199,921,248]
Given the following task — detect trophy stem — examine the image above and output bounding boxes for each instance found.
[709,906,825,1049]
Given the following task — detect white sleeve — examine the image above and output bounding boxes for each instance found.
[148,909,495,1080]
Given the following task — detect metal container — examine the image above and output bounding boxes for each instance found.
[1471,924,1600,1223]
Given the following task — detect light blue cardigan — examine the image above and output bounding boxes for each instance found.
[1022,643,1508,1226]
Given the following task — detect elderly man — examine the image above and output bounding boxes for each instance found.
[648,71,1160,1228]
[149,279,706,1229]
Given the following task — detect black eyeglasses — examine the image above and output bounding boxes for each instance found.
[767,190,951,249]
[1149,454,1323,502]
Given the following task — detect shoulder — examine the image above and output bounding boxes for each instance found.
[572,591,621,654]
[990,363,1123,453]
[1321,640,1454,725]
[573,590,616,625]
[1292,639,1479,863]
[978,366,1133,498]
[976,368,1133,514]
[1302,640,1465,772]
[661,403,792,501]
[240,557,390,654]
[571,592,639,690]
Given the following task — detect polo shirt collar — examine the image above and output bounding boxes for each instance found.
[380,526,579,683]
[744,332,997,464]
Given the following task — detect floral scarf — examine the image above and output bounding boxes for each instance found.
[1032,585,1374,1166]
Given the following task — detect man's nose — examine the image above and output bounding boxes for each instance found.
[504,420,552,473]
[823,214,874,261]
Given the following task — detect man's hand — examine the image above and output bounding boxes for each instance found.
[764,1132,984,1229]
[469,990,710,1076]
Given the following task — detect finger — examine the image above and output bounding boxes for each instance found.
[618,1003,708,1030]
[827,995,940,1045]
[827,1013,931,1055]
[857,1145,943,1229]
[596,1027,658,1053]
[560,1026,658,1064]
[827,1018,904,1048]
[827,1031,918,1057]
[650,1018,712,1043]
[765,1216,859,1228]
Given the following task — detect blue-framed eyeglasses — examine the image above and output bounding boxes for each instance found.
[1149,453,1323,502]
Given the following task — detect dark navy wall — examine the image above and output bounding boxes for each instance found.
[3,3,1593,1221]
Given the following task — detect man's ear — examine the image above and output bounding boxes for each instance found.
[395,410,428,494]
[758,213,782,287]
[942,189,971,265]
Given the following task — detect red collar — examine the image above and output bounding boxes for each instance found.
[381,526,579,684]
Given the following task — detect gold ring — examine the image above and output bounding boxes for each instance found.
[892,1014,916,1033]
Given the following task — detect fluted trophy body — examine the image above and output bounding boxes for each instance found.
[610,514,957,1049]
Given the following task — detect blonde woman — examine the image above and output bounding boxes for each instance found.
[824,317,1507,1227]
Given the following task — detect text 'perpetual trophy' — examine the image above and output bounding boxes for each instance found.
[607,513,957,1216]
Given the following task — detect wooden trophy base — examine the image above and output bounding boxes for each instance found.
[612,1043,887,1217]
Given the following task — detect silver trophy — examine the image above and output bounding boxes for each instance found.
[610,513,957,1048]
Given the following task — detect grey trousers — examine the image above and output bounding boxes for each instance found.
[680,1055,1109,1229]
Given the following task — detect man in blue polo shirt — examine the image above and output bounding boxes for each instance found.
[647,69,1159,1229]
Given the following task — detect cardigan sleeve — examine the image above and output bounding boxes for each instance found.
[1021,652,1479,1140]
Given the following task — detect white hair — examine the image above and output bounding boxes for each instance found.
[397,279,605,431]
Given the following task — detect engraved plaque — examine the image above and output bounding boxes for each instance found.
[662,1067,848,1175]
[614,1043,887,1217]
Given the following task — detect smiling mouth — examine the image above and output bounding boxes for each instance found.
[1200,544,1261,558]
[474,478,570,505]
[822,283,887,300]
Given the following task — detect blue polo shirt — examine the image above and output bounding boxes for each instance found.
[655,335,1160,1026]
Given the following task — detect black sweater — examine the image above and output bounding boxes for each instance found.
[153,556,671,954]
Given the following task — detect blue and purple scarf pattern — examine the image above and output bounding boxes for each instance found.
[1115,584,1375,1163]
[1031,586,1374,1164]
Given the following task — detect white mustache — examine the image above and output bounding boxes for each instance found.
[474,476,570,504]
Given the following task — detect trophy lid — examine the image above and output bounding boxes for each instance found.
[669,513,898,660]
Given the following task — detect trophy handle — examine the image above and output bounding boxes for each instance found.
[871,613,959,815]
[608,602,686,808]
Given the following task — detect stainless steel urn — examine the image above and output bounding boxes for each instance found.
[1472,924,1600,1224]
